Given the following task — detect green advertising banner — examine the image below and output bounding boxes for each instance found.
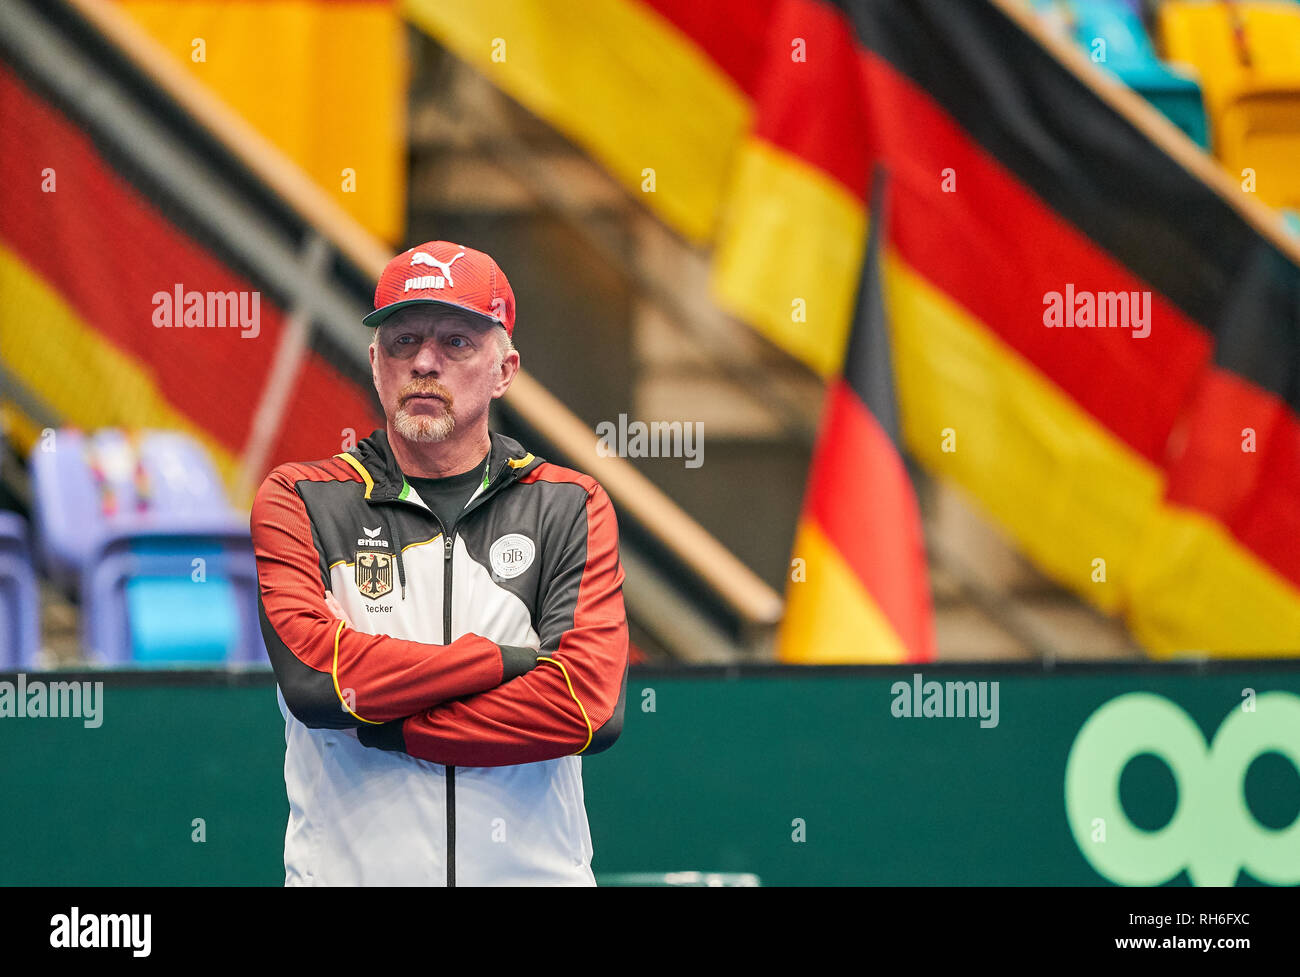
[1,664,1297,885]
[587,665,1300,886]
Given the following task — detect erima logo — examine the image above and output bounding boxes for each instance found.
[356,527,389,548]
[407,251,465,290]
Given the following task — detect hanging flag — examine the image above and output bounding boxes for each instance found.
[779,166,935,664]
[117,0,408,243]
[406,0,1300,656]
[0,60,379,495]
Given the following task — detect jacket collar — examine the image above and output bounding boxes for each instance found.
[338,428,541,504]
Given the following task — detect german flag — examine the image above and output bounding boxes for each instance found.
[402,0,764,244]
[115,0,408,243]
[413,0,1300,656]
[0,56,379,498]
[779,167,934,663]
[717,0,1300,656]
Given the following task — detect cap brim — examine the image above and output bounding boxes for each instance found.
[362,298,503,329]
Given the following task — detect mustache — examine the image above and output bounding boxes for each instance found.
[399,380,452,406]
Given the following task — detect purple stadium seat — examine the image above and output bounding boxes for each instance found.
[29,429,266,665]
[0,511,40,668]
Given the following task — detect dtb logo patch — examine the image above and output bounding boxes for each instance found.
[356,551,394,599]
[490,534,535,580]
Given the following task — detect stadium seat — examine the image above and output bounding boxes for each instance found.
[1159,1,1300,209]
[1032,0,1210,148]
[0,511,41,668]
[29,429,265,665]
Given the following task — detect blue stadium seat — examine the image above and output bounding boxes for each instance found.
[1033,0,1211,148]
[0,511,41,668]
[29,428,265,666]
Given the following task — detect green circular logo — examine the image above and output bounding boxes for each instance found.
[1065,691,1300,886]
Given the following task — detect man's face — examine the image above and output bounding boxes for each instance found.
[369,307,517,445]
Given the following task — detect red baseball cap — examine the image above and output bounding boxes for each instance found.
[363,241,516,336]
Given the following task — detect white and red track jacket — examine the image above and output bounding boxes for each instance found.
[251,429,629,886]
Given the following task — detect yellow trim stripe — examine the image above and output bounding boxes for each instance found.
[507,452,535,469]
[334,452,374,499]
[401,534,443,554]
[331,619,381,725]
[536,656,594,754]
[327,534,443,571]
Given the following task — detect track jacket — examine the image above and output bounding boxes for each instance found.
[251,429,629,886]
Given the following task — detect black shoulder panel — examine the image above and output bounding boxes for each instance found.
[585,663,628,755]
[455,476,590,622]
[259,595,357,730]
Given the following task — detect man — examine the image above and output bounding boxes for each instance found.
[251,240,629,886]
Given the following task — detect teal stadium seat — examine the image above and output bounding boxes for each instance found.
[1033,0,1211,149]
[124,542,237,664]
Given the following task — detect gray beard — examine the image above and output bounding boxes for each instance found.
[394,405,455,443]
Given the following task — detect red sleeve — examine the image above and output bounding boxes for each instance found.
[368,480,629,765]
[253,464,529,728]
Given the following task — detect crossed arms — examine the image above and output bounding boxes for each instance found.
[251,464,629,766]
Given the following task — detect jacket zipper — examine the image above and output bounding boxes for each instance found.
[439,458,510,888]
[443,525,456,888]
[372,453,519,889]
